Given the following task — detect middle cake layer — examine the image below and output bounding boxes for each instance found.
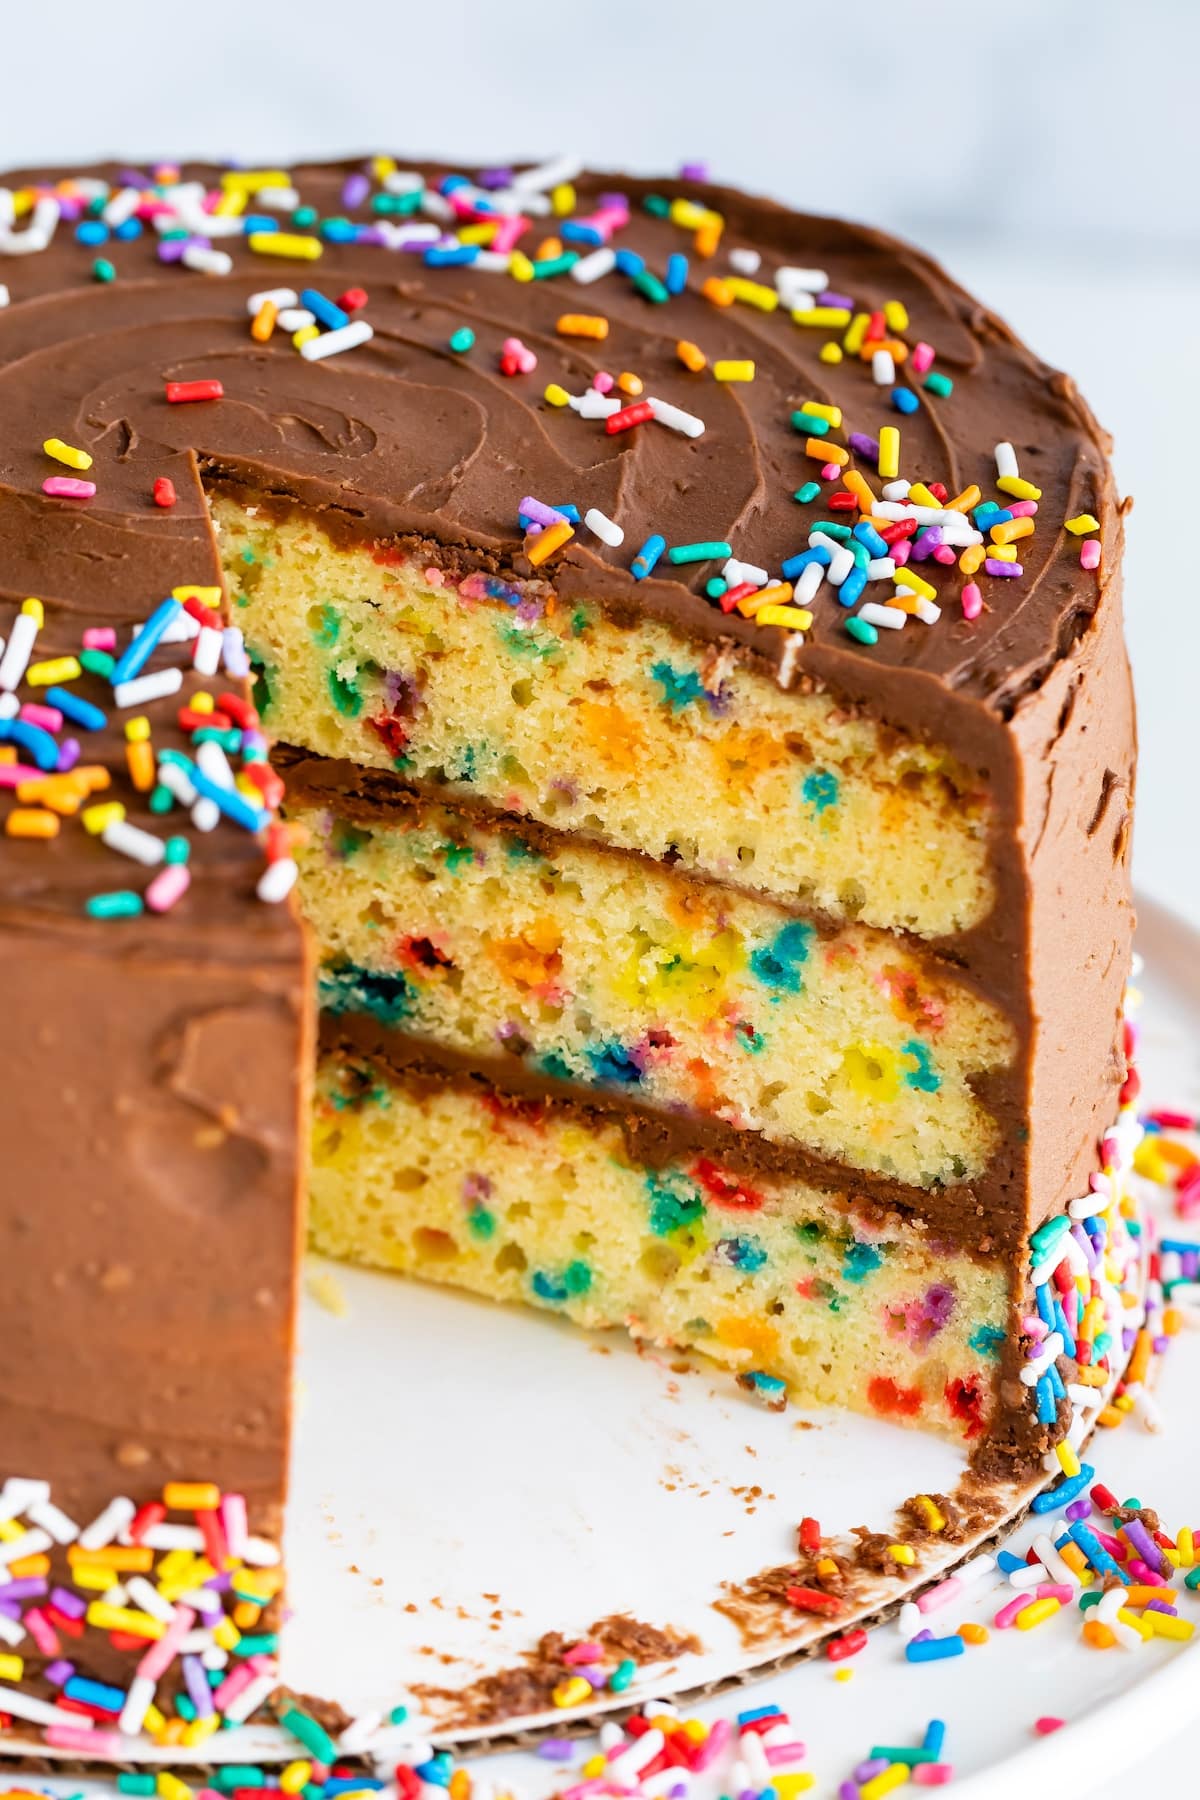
[287,777,1015,1199]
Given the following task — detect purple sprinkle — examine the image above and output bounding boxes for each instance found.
[536,1740,576,1763]
[1182,1250,1200,1279]
[478,168,515,191]
[839,1787,861,1800]
[984,558,1023,578]
[854,1759,890,1782]
[520,496,568,529]
[1071,1222,1100,1270]
[911,526,944,562]
[182,1653,215,1716]
[43,1658,75,1686]
[666,1786,688,1800]
[50,1586,86,1620]
[343,173,370,209]
[911,1628,934,1644]
[818,291,854,310]
[0,1579,48,1603]
[56,736,81,773]
[1123,1518,1165,1573]
[848,432,879,460]
[353,225,388,248]
[0,1601,21,1620]
[1146,1599,1178,1616]
[679,162,709,183]
[1065,1499,1091,1522]
[157,237,192,264]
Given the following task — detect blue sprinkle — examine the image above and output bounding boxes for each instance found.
[561,221,603,247]
[665,251,689,294]
[1035,1281,1057,1330]
[1031,1462,1094,1515]
[737,1706,784,1726]
[923,1721,947,1758]
[631,533,666,580]
[242,214,279,235]
[64,1675,125,1709]
[300,287,349,330]
[891,385,920,414]
[0,718,59,770]
[853,520,889,558]
[44,686,107,731]
[996,1550,1026,1574]
[781,545,832,580]
[187,764,268,832]
[838,566,867,609]
[614,248,645,277]
[905,1635,964,1663]
[1067,1521,1124,1580]
[902,1039,941,1093]
[1046,1359,1066,1399]
[75,220,109,246]
[553,503,581,522]
[114,217,143,241]
[424,243,479,267]
[320,218,357,243]
[1035,1374,1058,1426]
[110,597,183,687]
[802,769,839,814]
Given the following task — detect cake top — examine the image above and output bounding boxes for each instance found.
[0,155,1118,748]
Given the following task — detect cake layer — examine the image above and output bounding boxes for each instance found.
[217,501,994,940]
[311,1039,1010,1442]
[289,786,1014,1192]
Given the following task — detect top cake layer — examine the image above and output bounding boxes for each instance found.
[0,155,1117,752]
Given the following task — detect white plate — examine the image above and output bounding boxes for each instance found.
[7,900,1199,1795]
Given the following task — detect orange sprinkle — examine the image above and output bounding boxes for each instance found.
[5,808,59,839]
[251,299,278,343]
[991,516,1035,545]
[556,313,609,341]
[694,220,722,258]
[525,519,574,567]
[945,484,982,513]
[701,276,734,307]
[67,1544,153,1572]
[809,438,848,466]
[536,237,563,262]
[842,469,876,511]
[959,1622,989,1645]
[1083,1620,1117,1649]
[676,340,707,372]
[617,371,643,396]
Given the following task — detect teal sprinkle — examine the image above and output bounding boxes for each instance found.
[118,1778,157,1795]
[532,1270,568,1303]
[1030,1214,1071,1259]
[148,783,174,815]
[722,1236,767,1272]
[291,205,318,228]
[802,769,839,815]
[924,371,954,397]
[609,1658,637,1692]
[279,1708,337,1765]
[846,616,878,645]
[796,1219,824,1244]
[79,648,115,678]
[842,1240,885,1283]
[706,577,728,599]
[164,836,190,865]
[645,1170,705,1237]
[247,648,274,716]
[499,622,558,659]
[439,840,477,873]
[449,326,476,353]
[792,409,830,436]
[213,1770,266,1792]
[503,835,543,864]
[240,546,257,564]
[631,268,669,303]
[749,919,813,993]
[327,667,362,717]
[650,660,708,710]
[318,961,415,1027]
[313,603,341,647]
[174,1697,197,1721]
[643,195,670,218]
[232,1633,278,1657]
[794,481,821,504]
[969,1323,1006,1360]
[538,1050,575,1083]
[668,540,732,564]
[587,1040,644,1085]
[735,1020,765,1054]
[447,743,479,783]
[531,252,579,279]
[563,1260,592,1295]
[467,1206,496,1240]
[86,890,143,919]
[902,1038,941,1092]
[570,606,591,635]
[388,1704,409,1725]
[93,258,116,283]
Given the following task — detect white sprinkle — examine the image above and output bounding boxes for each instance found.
[418,189,454,223]
[794,561,825,607]
[136,610,198,644]
[872,349,896,386]
[723,557,769,588]
[26,1500,79,1544]
[0,610,38,691]
[277,307,316,332]
[178,1629,217,1654]
[0,692,15,721]
[473,250,513,274]
[1033,1533,1079,1587]
[0,1684,83,1729]
[646,395,705,438]
[898,1600,923,1639]
[258,857,299,904]
[1067,1193,1095,1219]
[0,285,8,308]
[241,1533,282,1567]
[183,245,233,276]
[584,507,624,548]
[338,1712,385,1756]
[191,798,220,832]
[141,1523,206,1552]
[571,247,617,285]
[196,740,234,793]
[383,170,425,195]
[995,441,1019,480]
[223,1671,280,1725]
[377,222,441,251]
[881,479,911,502]
[222,625,251,678]
[114,667,183,709]
[126,1577,178,1624]
[102,820,165,867]
[102,187,142,228]
[572,390,621,420]
[859,602,907,630]
[119,1675,157,1738]
[0,1613,25,1648]
[299,319,374,362]
[1006,1560,1047,1590]
[511,154,583,194]
[867,557,896,581]
[159,761,197,807]
[255,187,300,212]
[1020,1331,1065,1385]
[956,1553,997,1588]
[729,247,761,275]
[247,287,298,315]
[912,598,942,625]
[201,1646,229,1671]
[192,624,223,677]
[0,1528,52,1567]
[77,1494,135,1551]
[776,265,828,297]
[0,1478,50,1524]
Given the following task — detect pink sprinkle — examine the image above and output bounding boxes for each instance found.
[46,1728,129,1757]
[820,462,841,481]
[137,1604,195,1682]
[43,476,96,499]
[764,1742,808,1766]
[892,539,911,565]
[1127,1557,1159,1585]
[1037,1583,1073,1604]
[1007,500,1038,517]
[592,371,615,394]
[910,341,935,375]
[962,581,982,620]
[1080,538,1101,571]
[423,566,444,587]
[932,544,957,565]
[993,1593,1030,1630]
[563,1640,605,1666]
[24,1607,61,1655]
[145,864,192,914]
[0,763,42,787]
[83,626,117,651]
[20,702,62,732]
[491,215,529,256]
[1035,1718,1065,1736]
[693,1718,732,1770]
[917,1576,962,1615]
[220,1492,248,1559]
[913,1768,954,1788]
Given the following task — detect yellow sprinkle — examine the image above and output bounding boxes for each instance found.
[222,169,290,193]
[945,484,981,513]
[815,1555,840,1577]
[551,183,576,217]
[676,340,707,372]
[43,437,93,471]
[990,516,1035,545]
[154,1720,187,1748]
[70,1562,126,1590]
[793,306,852,329]
[669,198,711,230]
[726,278,778,312]
[156,1773,194,1800]
[802,401,842,426]
[819,342,843,364]
[372,157,396,180]
[833,1668,853,1682]
[1177,1528,1195,1568]
[457,222,498,246]
[773,1777,816,1798]
[553,1675,593,1708]
[893,568,937,602]
[911,1494,946,1532]
[1065,512,1101,535]
[82,801,125,834]
[213,192,245,219]
[959,1622,989,1645]
[293,326,319,349]
[163,1480,221,1510]
[1147,1611,1195,1642]
[172,586,222,604]
[996,474,1042,501]
[713,359,755,382]
[125,715,151,743]
[843,469,876,511]
[617,371,644,396]
[542,383,570,408]
[211,1617,241,1651]
[26,656,81,687]
[989,543,1019,562]
[883,299,909,333]
[182,1715,222,1748]
[1016,1597,1061,1631]
[908,482,942,509]
[188,690,215,714]
[281,1764,313,1794]
[556,313,609,341]
[860,1766,908,1800]
[810,438,848,466]
[878,426,900,480]
[86,1602,166,1638]
[248,232,322,260]
[1055,1439,1081,1478]
[755,605,813,631]
[22,597,44,626]
[251,299,278,343]
[842,312,869,354]
[0,1653,24,1681]
[886,1544,916,1566]
[681,1720,707,1743]
[1115,1608,1153,1640]
[525,520,574,567]
[509,252,535,283]
[581,1756,606,1779]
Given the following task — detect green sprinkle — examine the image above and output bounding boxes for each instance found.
[642,195,671,217]
[85,890,143,919]
[291,205,318,229]
[93,258,116,283]
[1030,1214,1071,1259]
[175,1695,197,1722]
[192,726,241,752]
[809,521,853,542]
[79,648,115,678]
[530,253,579,280]
[327,667,362,717]
[791,410,830,436]
[1186,1566,1200,1590]
[608,1658,637,1692]
[870,1749,935,1768]
[118,1778,157,1795]
[448,326,476,353]
[794,481,822,504]
[279,1706,338,1765]
[232,1632,279,1657]
[631,269,670,304]
[668,540,732,565]
[213,1770,267,1792]
[372,191,421,216]
[148,784,174,815]
[706,577,728,600]
[845,616,878,646]
[923,371,954,397]
[388,1704,410,1725]
[164,836,190,865]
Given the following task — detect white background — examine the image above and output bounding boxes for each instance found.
[4,6,1198,1792]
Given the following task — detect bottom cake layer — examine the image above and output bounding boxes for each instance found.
[310,1042,1010,1442]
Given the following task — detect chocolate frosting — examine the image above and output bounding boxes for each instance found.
[0,156,1133,1537]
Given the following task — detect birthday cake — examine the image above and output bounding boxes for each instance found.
[0,155,1138,1740]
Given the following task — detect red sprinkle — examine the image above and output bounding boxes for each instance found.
[827,1627,868,1661]
[128,1500,166,1543]
[785,1585,843,1617]
[1034,1718,1065,1736]
[178,706,235,734]
[217,692,260,729]
[165,378,224,403]
[719,581,757,614]
[244,763,285,810]
[798,1516,822,1555]
[1090,1482,1120,1514]
[606,400,654,435]
[182,596,221,629]
[827,491,858,511]
[337,287,369,312]
[879,517,919,545]
[153,477,176,508]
